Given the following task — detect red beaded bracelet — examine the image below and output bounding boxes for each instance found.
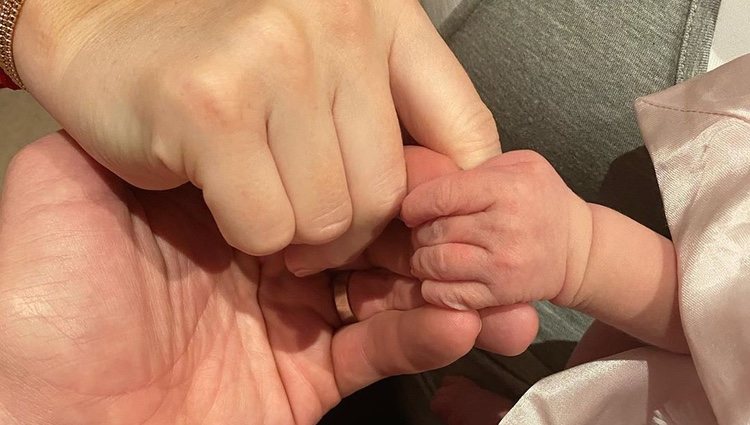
[0,68,20,90]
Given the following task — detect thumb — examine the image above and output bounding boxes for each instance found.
[390,2,501,170]
[476,304,539,356]
[404,145,460,193]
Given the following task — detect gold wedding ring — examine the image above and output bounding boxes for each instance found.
[333,271,358,326]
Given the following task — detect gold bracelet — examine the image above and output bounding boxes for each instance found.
[0,0,27,89]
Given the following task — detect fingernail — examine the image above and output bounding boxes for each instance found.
[293,268,323,277]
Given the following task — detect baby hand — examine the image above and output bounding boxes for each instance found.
[402,151,593,311]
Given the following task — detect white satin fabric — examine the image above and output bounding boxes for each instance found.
[502,53,750,425]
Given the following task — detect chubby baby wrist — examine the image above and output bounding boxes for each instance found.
[551,200,595,309]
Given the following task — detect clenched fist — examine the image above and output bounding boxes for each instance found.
[403,150,593,311]
[13,0,500,272]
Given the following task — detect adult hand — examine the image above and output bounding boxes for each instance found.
[13,0,500,273]
[0,133,480,424]
[403,147,539,356]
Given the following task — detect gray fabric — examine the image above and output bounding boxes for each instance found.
[676,0,722,82]
[419,0,462,27]
[440,0,720,203]
[389,1,720,424]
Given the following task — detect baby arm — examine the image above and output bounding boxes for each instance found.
[402,150,687,354]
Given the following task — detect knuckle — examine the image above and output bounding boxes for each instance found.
[474,209,498,234]
[434,182,458,216]
[359,170,407,221]
[520,152,554,176]
[426,219,446,242]
[147,135,188,187]
[294,201,353,244]
[159,12,314,131]
[249,10,312,83]
[511,177,535,203]
[164,67,246,132]
[464,106,499,142]
[432,246,452,273]
[492,173,533,213]
[494,185,522,215]
[450,105,500,167]
[500,150,555,182]
[411,248,432,277]
[491,246,526,276]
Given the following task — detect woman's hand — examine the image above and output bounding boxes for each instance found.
[0,132,482,424]
[12,0,500,273]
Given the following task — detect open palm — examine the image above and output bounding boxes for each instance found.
[0,133,480,424]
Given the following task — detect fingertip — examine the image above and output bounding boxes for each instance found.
[404,146,460,192]
[284,247,325,277]
[289,267,324,278]
[399,208,427,229]
[399,186,424,228]
[418,306,481,359]
[476,304,539,356]
[399,210,420,229]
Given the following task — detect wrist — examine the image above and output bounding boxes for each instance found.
[556,205,685,352]
[12,0,121,92]
[551,198,595,309]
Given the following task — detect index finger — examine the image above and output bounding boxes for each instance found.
[404,145,460,192]
[401,171,492,227]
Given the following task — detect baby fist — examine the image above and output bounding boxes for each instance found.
[402,151,593,311]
